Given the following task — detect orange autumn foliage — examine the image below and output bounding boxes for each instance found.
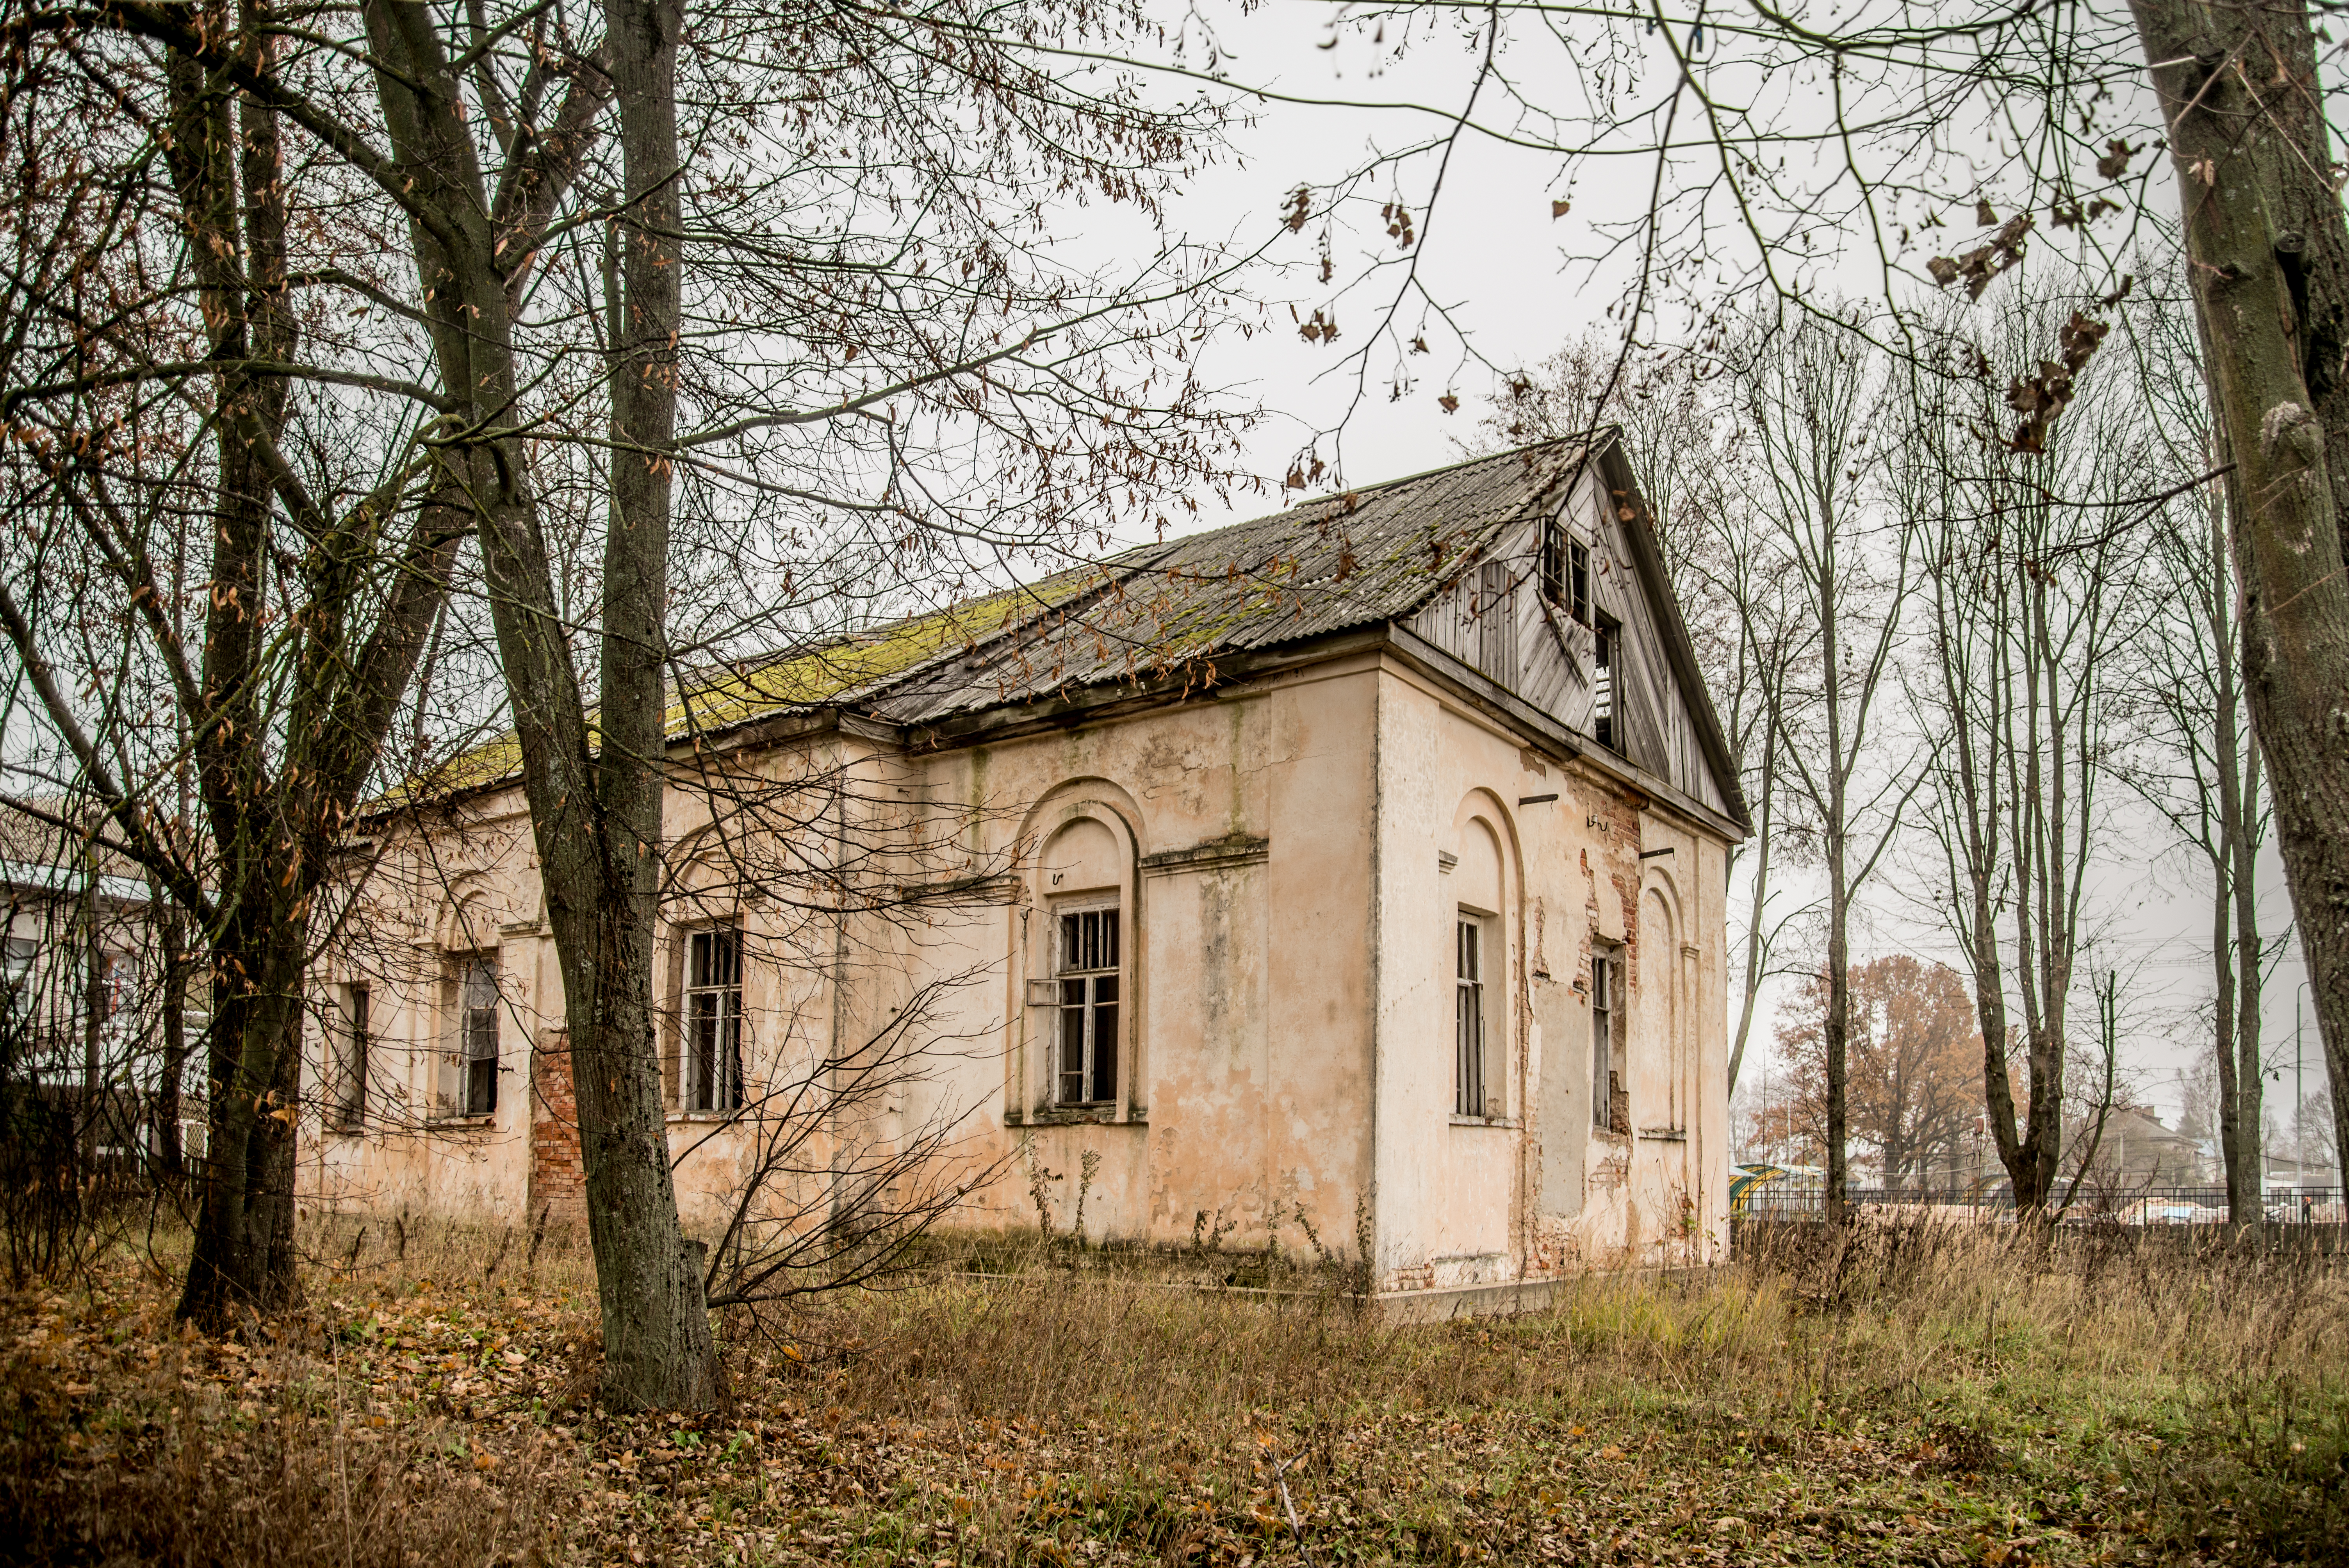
[1771,956,1985,1184]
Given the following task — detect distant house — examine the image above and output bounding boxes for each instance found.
[0,809,199,1167]
[2068,1104,2206,1190]
[306,438,1750,1302]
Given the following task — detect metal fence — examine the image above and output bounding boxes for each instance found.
[1734,1183,2347,1226]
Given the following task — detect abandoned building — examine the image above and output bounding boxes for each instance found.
[304,436,1750,1303]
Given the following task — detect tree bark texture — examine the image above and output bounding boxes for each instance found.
[2133,0,2349,1187]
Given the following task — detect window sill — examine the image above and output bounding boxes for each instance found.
[324,1123,367,1138]
[426,1114,497,1131]
[1592,1124,1631,1143]
[1022,1105,1136,1126]
[667,1110,741,1124]
[1450,1114,1518,1130]
[1638,1128,1689,1143]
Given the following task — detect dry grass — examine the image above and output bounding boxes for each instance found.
[2,1215,2344,1566]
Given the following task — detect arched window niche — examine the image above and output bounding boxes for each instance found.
[1633,870,1690,1138]
[1444,792,1522,1126]
[1014,787,1143,1125]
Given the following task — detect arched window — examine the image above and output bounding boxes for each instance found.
[1449,817,1507,1119]
[1036,814,1128,1109]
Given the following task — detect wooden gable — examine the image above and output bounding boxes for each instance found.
[1403,451,1732,820]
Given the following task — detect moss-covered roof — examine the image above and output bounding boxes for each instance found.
[407,439,1601,800]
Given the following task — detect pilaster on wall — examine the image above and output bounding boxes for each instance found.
[529,1030,587,1224]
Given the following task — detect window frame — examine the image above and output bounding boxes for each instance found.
[1454,913,1491,1117]
[1592,943,1627,1133]
[679,921,745,1115]
[2,935,32,1006]
[1540,519,1593,626]
[1052,898,1122,1108]
[447,953,499,1119]
[330,983,369,1131]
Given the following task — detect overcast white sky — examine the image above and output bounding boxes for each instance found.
[1114,1,2319,1144]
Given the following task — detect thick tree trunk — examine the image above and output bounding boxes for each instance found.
[563,0,720,1411]
[2133,0,2349,1189]
[356,0,713,1408]
[178,920,306,1326]
[165,9,310,1327]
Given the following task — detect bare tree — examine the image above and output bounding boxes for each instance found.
[2114,274,2275,1226]
[0,3,517,1326]
[360,0,1244,1407]
[1905,286,2151,1216]
[1734,314,1919,1220]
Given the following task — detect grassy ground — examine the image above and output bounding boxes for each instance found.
[2,1217,2345,1566]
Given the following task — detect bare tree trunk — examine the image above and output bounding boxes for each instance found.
[178,931,306,1324]
[1725,721,1777,1096]
[151,904,189,1183]
[355,0,715,1407]
[2132,0,2349,1187]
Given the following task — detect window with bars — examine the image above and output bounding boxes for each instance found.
[1454,916,1488,1117]
[683,923,743,1113]
[331,984,369,1130]
[1055,905,1119,1106]
[457,956,499,1117]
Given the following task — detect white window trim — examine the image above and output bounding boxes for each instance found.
[678,922,745,1115]
[1051,896,1123,1108]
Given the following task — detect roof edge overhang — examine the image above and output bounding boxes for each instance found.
[1381,625,1748,844]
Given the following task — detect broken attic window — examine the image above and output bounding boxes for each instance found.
[1592,614,1619,750]
[1541,520,1592,627]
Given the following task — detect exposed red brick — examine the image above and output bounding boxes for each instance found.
[528,1030,587,1223]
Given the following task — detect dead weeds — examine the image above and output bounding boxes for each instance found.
[0,1219,2343,1566]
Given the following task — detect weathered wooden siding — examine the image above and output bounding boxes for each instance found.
[1403,480,1727,816]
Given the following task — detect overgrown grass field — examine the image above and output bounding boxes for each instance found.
[3,1218,2344,1565]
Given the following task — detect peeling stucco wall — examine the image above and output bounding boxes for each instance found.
[299,645,1729,1289]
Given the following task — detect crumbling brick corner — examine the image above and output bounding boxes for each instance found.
[528,1030,588,1226]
